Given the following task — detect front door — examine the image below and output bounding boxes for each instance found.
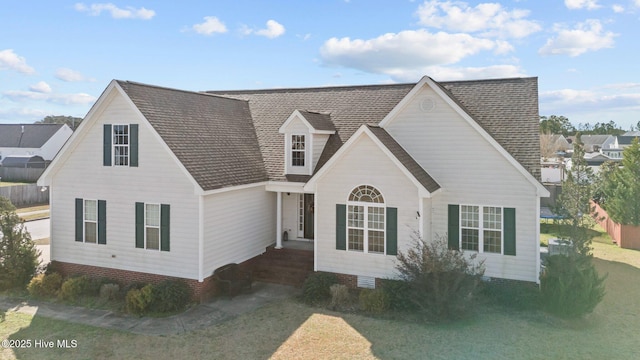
[304,194,314,239]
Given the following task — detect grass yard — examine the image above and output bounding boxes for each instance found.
[0,182,30,187]
[2,226,640,359]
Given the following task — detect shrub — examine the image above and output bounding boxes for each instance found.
[28,272,63,298]
[540,254,606,318]
[481,279,541,311]
[359,288,389,314]
[395,234,485,321]
[380,279,416,312]
[301,272,338,305]
[329,284,352,310]
[125,284,153,315]
[58,275,94,302]
[149,280,192,313]
[0,196,40,291]
[99,283,121,301]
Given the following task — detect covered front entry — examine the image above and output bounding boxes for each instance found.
[273,188,315,249]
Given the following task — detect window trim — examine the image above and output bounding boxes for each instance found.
[83,199,98,244]
[291,134,306,167]
[459,204,503,254]
[112,124,130,167]
[144,203,161,251]
[346,185,386,255]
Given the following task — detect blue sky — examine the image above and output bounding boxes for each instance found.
[1,0,639,129]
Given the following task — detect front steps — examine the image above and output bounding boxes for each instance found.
[251,245,313,287]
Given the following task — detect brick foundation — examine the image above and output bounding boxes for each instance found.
[50,261,218,302]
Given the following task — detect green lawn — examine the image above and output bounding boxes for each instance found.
[2,228,639,359]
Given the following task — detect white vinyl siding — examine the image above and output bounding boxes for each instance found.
[315,134,419,279]
[385,84,540,282]
[49,90,200,280]
[202,185,276,278]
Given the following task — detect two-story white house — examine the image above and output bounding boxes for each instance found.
[39,76,548,300]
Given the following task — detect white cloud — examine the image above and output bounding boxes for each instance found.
[612,4,625,13]
[538,19,616,57]
[416,1,541,38]
[29,81,52,93]
[243,20,286,38]
[74,3,155,20]
[192,16,227,35]
[540,85,640,120]
[3,89,96,105]
[323,30,496,68]
[0,49,35,74]
[0,107,49,122]
[255,20,285,38]
[564,0,601,10]
[320,29,517,81]
[55,68,95,82]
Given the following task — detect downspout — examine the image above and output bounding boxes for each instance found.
[198,195,204,282]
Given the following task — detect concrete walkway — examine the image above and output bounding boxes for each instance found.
[0,282,299,336]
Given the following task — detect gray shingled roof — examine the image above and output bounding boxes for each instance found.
[210,77,541,182]
[117,81,268,191]
[298,111,336,132]
[366,125,440,193]
[0,124,64,148]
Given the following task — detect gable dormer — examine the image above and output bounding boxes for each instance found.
[279,110,336,175]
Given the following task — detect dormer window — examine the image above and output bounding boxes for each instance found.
[291,135,306,167]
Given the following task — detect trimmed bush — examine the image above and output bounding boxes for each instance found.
[28,272,63,298]
[301,272,338,305]
[395,234,485,321]
[58,275,97,302]
[540,254,606,318]
[359,288,389,314]
[380,279,416,312]
[99,283,121,301]
[125,284,153,315]
[149,280,192,313]
[481,279,541,311]
[329,284,352,310]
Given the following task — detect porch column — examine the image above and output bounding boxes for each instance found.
[276,191,283,249]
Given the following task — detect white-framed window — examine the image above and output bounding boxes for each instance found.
[291,134,305,167]
[460,205,502,254]
[347,185,385,254]
[84,199,98,243]
[145,203,161,250]
[113,124,129,166]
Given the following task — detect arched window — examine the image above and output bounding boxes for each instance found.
[347,185,385,253]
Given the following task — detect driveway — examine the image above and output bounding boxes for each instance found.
[24,218,49,240]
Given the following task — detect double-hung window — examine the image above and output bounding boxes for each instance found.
[135,202,170,251]
[291,135,305,167]
[460,205,503,254]
[347,185,385,254]
[113,125,129,166]
[75,198,106,244]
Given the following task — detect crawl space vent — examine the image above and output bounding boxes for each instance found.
[357,275,376,289]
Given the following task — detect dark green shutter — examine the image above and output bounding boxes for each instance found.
[103,124,112,166]
[160,204,170,252]
[75,198,83,242]
[448,204,460,250]
[130,124,138,167]
[336,204,346,250]
[98,200,107,245]
[386,207,398,255]
[504,207,516,256]
[135,202,144,248]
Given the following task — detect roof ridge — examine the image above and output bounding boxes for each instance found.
[116,80,248,103]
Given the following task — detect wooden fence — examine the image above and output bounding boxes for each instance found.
[0,184,49,207]
[0,167,45,182]
[592,201,640,250]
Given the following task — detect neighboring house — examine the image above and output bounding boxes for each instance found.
[613,135,640,150]
[1,155,46,168]
[38,76,549,299]
[568,134,615,153]
[0,124,73,161]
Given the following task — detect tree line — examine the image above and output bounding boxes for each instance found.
[34,115,83,130]
[540,115,639,136]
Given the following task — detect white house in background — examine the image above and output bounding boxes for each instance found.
[39,76,548,300]
[0,124,72,161]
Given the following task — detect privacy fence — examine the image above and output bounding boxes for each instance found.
[0,183,49,207]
